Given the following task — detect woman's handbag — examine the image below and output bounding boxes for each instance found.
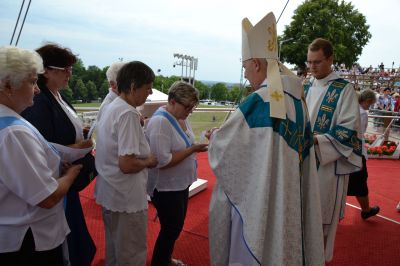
[71,152,97,191]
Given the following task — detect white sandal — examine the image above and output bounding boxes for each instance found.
[170,258,187,266]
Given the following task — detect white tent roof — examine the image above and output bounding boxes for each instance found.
[147,88,168,101]
[138,88,168,118]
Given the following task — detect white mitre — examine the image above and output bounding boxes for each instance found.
[242,12,296,119]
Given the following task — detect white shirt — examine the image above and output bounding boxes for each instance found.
[95,97,150,213]
[0,105,69,252]
[51,91,84,142]
[97,89,118,122]
[89,89,118,138]
[146,107,197,196]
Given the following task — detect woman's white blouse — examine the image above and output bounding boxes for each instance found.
[146,107,197,196]
[0,105,69,252]
[51,91,84,142]
[95,97,150,213]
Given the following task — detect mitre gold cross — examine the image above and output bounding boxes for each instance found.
[267,24,277,52]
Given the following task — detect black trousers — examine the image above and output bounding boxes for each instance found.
[348,155,369,196]
[150,187,189,266]
[0,228,63,266]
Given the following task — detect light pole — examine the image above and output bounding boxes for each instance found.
[278,37,294,61]
[173,53,198,85]
[192,58,198,85]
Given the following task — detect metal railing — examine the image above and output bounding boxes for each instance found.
[76,106,400,141]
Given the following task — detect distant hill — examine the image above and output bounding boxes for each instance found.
[200,80,240,88]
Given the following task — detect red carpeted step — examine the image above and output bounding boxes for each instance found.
[347,158,400,222]
[80,155,400,266]
[327,206,400,266]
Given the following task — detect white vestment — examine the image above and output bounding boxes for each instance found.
[305,72,362,261]
[209,76,325,266]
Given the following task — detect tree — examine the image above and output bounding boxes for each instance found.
[83,65,105,90]
[60,85,74,103]
[99,80,110,100]
[210,83,228,101]
[86,80,98,102]
[193,80,209,100]
[163,76,181,91]
[74,79,88,102]
[280,0,371,69]
[72,58,86,77]
[227,86,242,102]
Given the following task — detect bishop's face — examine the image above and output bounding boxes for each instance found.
[306,49,333,80]
[242,58,261,90]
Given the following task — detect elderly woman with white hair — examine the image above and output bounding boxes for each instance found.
[103,62,126,105]
[97,61,126,120]
[89,61,126,137]
[0,46,82,265]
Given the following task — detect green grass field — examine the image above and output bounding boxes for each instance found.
[73,103,230,109]
[188,112,227,141]
[75,103,230,142]
[73,102,101,108]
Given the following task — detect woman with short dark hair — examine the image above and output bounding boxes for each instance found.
[95,61,158,266]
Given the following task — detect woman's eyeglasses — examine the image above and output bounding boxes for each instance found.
[177,101,197,111]
[47,66,73,73]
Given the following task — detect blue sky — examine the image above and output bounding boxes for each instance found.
[1,0,399,83]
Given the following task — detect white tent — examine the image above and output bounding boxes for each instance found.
[147,88,168,102]
[138,88,168,118]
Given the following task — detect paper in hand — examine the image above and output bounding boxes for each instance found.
[51,143,93,162]
[199,130,207,144]
[87,121,96,139]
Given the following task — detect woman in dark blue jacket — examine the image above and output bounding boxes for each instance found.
[22,43,96,266]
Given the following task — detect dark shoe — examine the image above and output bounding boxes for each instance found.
[361,206,380,220]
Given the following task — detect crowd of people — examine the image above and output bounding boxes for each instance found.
[0,10,391,266]
[371,86,400,112]
[334,62,400,77]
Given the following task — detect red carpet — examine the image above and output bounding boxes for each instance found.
[327,158,400,266]
[80,155,400,266]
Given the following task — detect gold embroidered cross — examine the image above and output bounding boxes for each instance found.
[271,90,283,101]
[283,121,292,137]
